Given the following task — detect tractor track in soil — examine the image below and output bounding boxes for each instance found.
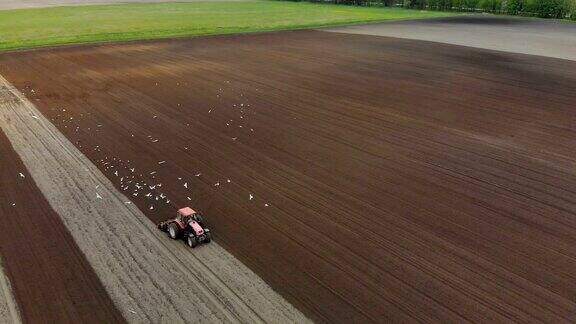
[1,28,576,322]
[0,75,309,323]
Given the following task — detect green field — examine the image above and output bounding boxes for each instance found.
[0,1,456,51]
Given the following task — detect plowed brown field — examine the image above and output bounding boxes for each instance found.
[0,129,124,323]
[1,30,576,322]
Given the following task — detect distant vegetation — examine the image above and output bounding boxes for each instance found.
[0,1,455,51]
[289,0,576,19]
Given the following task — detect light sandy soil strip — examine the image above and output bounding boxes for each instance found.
[324,15,576,61]
[0,257,21,324]
[0,74,309,323]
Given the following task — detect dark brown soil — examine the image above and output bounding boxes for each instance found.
[1,30,576,322]
[0,130,125,323]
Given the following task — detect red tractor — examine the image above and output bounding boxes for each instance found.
[157,207,212,248]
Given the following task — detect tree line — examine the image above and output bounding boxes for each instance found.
[291,0,576,20]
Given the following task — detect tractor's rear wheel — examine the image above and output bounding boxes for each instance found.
[205,232,212,243]
[187,235,198,248]
[168,223,179,239]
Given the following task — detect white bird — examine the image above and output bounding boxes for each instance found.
[150,205,154,210]
[214,182,220,187]
[96,193,102,199]
[195,173,201,177]
[264,203,269,207]
[249,194,253,201]
[158,161,166,164]
[19,173,25,178]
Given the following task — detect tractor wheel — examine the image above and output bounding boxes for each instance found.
[187,235,198,248]
[205,232,212,243]
[168,223,180,239]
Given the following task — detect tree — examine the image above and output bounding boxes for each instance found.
[505,0,526,14]
[532,0,569,17]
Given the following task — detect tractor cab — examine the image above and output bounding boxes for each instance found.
[178,207,205,226]
[177,207,195,224]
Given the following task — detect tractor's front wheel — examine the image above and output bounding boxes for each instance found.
[194,214,205,227]
[187,235,198,248]
[168,223,180,239]
[205,232,212,243]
